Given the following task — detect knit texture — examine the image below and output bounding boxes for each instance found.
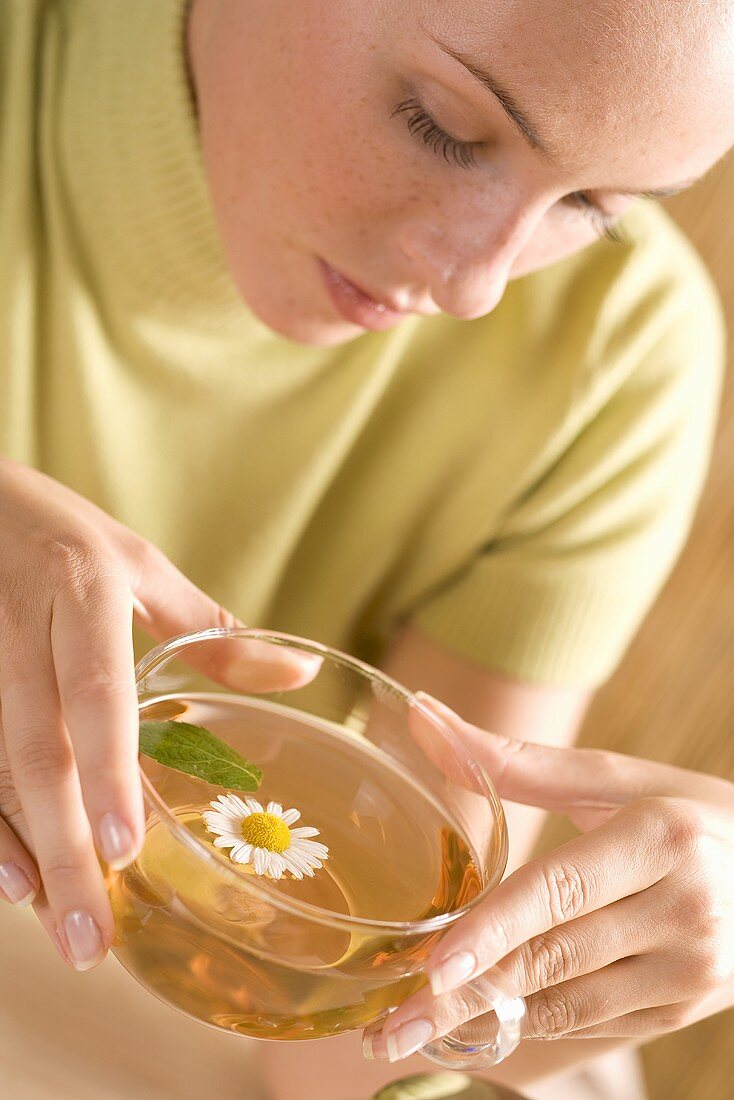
[0,0,725,685]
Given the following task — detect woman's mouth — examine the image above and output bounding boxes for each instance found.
[317,260,409,332]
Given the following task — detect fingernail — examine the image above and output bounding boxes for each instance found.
[386,1018,434,1062]
[298,652,324,675]
[51,928,72,965]
[363,1029,387,1061]
[62,910,105,971]
[98,813,136,870]
[430,950,477,995]
[0,862,37,907]
[415,690,445,710]
[283,650,323,688]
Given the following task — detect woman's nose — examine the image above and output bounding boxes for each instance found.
[397,197,543,320]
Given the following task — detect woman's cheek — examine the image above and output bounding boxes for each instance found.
[511,216,603,279]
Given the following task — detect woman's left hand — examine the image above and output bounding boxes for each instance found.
[363,693,734,1063]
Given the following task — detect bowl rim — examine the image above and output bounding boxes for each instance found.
[133,626,508,937]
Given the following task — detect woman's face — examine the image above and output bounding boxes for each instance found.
[187,0,734,345]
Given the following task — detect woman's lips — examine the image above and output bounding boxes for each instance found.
[317,260,408,332]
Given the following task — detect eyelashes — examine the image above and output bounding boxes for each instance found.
[391,97,478,169]
[393,96,624,245]
[563,192,625,245]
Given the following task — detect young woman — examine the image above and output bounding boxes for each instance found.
[0,1,732,1098]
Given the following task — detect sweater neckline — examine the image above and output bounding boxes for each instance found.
[64,0,263,330]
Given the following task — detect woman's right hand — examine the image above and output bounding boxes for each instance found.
[0,455,315,970]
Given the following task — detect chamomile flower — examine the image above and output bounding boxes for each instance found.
[202,794,329,880]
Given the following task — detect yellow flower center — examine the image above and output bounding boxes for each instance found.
[241,811,291,853]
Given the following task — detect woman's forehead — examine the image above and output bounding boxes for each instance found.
[423,0,732,108]
[416,0,734,184]
[445,0,732,57]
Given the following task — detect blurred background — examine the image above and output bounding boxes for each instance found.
[537,152,734,1100]
[0,157,732,1099]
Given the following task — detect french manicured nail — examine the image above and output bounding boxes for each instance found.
[430,950,477,995]
[363,1028,387,1060]
[298,652,324,674]
[98,813,136,870]
[62,910,105,971]
[386,1018,434,1062]
[415,691,451,714]
[0,862,37,907]
[51,928,72,965]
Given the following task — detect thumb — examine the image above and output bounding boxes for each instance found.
[411,691,705,824]
[131,544,322,693]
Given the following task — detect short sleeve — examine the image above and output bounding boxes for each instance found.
[409,216,725,688]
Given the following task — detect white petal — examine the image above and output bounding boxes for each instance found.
[267,852,287,879]
[203,809,234,825]
[262,852,279,877]
[291,839,329,860]
[229,842,253,864]
[208,795,230,812]
[290,834,328,851]
[231,844,254,862]
[281,808,301,825]
[221,793,251,818]
[282,852,304,880]
[289,843,325,870]
[253,848,269,876]
[284,848,313,874]
[296,846,325,862]
[213,834,240,849]
[266,801,283,817]
[202,811,238,834]
[244,798,263,814]
[301,856,324,871]
[289,826,320,839]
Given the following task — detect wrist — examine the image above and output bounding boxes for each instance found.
[474,1034,644,1091]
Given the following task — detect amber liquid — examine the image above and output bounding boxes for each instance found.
[108,693,491,1040]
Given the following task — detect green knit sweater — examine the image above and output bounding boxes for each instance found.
[0,0,725,685]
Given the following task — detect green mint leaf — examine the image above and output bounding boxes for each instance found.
[139,720,262,791]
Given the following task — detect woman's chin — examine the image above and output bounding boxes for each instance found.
[244,294,370,348]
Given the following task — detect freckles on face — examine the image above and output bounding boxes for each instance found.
[191,0,594,337]
[190,0,420,343]
[203,18,396,240]
[189,0,734,343]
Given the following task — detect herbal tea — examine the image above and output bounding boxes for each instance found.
[108,693,491,1039]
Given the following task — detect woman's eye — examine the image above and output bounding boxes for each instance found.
[563,192,624,245]
[391,100,624,244]
[392,97,479,169]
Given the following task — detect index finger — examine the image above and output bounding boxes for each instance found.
[426,797,686,996]
[52,566,144,871]
[411,693,734,813]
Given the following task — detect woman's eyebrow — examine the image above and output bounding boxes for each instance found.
[423,31,553,158]
[421,31,702,200]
